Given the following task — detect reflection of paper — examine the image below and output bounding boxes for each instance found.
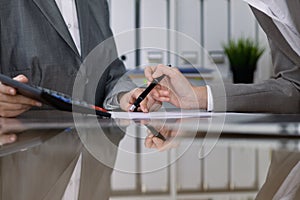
[111,110,212,119]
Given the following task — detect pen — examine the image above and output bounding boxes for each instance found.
[145,124,166,141]
[129,65,171,112]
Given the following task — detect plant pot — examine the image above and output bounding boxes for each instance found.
[231,66,255,84]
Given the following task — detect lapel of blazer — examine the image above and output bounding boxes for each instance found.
[286,1,300,36]
[251,6,300,67]
[32,0,81,58]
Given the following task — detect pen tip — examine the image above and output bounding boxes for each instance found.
[129,105,136,112]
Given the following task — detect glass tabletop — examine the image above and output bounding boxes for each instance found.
[0,110,299,200]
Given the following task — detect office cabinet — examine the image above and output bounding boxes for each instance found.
[176,0,202,67]
[231,147,256,188]
[109,0,136,69]
[204,0,228,51]
[231,0,256,39]
[203,146,229,189]
[140,0,168,67]
[176,140,202,190]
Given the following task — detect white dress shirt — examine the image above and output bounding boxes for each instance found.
[206,85,213,111]
[55,0,81,55]
[207,0,300,111]
[54,1,82,200]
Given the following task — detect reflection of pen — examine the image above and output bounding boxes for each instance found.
[129,65,171,112]
[145,124,166,141]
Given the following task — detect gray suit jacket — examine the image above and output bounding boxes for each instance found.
[0,0,135,108]
[210,3,300,113]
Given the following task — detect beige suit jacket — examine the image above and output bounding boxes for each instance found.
[256,150,300,199]
[210,2,300,113]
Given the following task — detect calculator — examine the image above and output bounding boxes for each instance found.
[0,74,111,118]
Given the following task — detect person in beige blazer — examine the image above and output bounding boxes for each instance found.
[145,3,300,114]
[255,149,300,199]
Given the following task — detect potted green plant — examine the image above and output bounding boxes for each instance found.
[223,38,265,83]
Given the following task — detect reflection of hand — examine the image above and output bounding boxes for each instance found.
[143,120,181,151]
[0,133,17,146]
[144,64,207,110]
[0,118,23,146]
[119,88,162,112]
[0,75,42,117]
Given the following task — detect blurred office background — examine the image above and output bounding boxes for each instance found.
[108,0,272,84]
[107,0,273,199]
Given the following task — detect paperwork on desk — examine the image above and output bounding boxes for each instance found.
[110,110,212,119]
[110,109,263,120]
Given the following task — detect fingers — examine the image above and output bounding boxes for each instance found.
[151,64,179,80]
[148,102,162,112]
[123,86,167,112]
[0,74,41,117]
[0,102,31,117]
[0,74,29,95]
[0,134,17,145]
[144,134,169,151]
[13,74,29,83]
[0,93,41,106]
[145,64,173,81]
[144,134,156,148]
[150,87,170,102]
[131,88,149,112]
[0,82,16,95]
[139,98,149,113]
[0,94,41,117]
[144,66,156,82]
[136,89,164,112]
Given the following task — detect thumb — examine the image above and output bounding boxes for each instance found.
[13,74,29,83]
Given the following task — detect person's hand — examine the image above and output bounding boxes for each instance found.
[119,88,162,112]
[144,64,208,110]
[0,74,42,117]
[0,117,24,146]
[0,133,17,146]
[143,120,180,151]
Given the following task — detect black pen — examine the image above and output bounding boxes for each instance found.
[145,124,166,141]
[129,65,171,112]
[129,75,165,111]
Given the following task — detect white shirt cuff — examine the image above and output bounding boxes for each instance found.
[206,85,214,112]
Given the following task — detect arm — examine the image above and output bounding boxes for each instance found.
[210,38,300,114]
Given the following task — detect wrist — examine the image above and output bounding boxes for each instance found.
[193,86,207,110]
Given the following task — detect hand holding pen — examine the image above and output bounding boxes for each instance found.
[144,64,208,110]
[129,74,166,112]
[129,65,171,112]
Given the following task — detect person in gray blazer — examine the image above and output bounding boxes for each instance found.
[145,2,300,114]
[0,0,158,199]
[0,0,159,118]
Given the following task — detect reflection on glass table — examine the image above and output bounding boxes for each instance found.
[0,110,300,200]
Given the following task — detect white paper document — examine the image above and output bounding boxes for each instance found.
[110,110,212,119]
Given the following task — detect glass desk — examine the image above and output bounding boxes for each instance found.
[0,110,299,200]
